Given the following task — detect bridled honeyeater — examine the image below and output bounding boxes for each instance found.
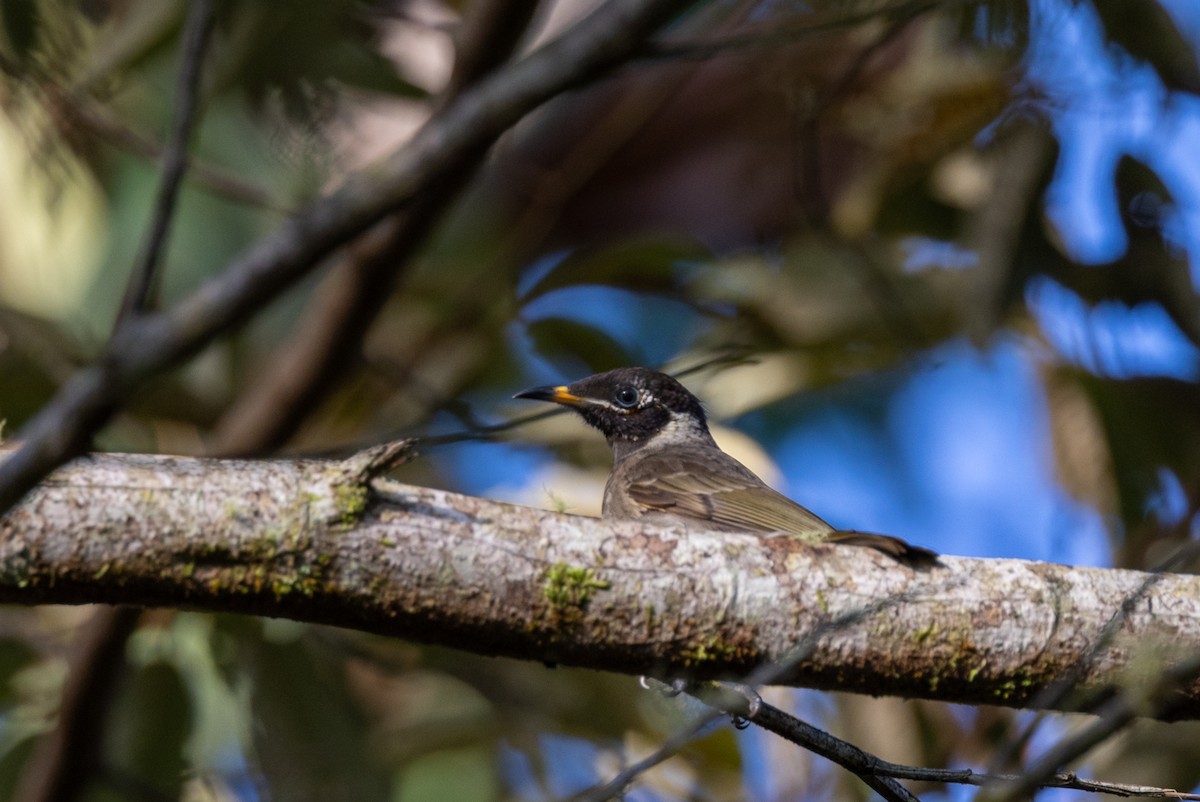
[516,367,936,563]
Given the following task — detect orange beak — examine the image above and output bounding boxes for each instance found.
[513,385,586,407]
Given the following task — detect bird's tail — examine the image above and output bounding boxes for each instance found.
[827,529,941,567]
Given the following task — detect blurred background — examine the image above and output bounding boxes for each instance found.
[1,0,1199,799]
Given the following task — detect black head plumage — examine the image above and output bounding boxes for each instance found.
[515,367,709,445]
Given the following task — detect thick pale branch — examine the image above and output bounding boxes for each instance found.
[2,448,1198,720]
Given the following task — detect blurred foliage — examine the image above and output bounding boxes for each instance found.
[0,0,1198,799]
[1091,0,1200,94]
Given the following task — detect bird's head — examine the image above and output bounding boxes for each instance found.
[515,367,713,456]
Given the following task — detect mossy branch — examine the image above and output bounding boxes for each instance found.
[2,446,1199,720]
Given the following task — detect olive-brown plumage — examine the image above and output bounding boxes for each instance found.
[516,367,936,563]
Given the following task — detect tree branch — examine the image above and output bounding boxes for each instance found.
[729,693,1200,800]
[115,0,215,325]
[4,447,1200,721]
[12,607,141,802]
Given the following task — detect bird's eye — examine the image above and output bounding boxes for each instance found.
[613,386,640,409]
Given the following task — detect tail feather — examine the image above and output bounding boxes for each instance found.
[828,530,940,566]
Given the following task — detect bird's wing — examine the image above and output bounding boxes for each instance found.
[621,452,833,539]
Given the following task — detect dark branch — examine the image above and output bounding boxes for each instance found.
[115,0,215,326]
[13,608,142,802]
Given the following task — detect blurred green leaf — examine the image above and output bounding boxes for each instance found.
[236,627,390,802]
[0,0,39,61]
[215,0,426,119]
[391,746,495,802]
[1078,373,1200,530]
[0,355,60,433]
[875,180,959,240]
[0,639,38,708]
[519,238,707,303]
[0,736,37,802]
[75,0,184,93]
[526,317,635,375]
[104,662,191,800]
[317,38,428,98]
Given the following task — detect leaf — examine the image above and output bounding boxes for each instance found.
[315,39,427,98]
[1076,372,1200,531]
[75,0,185,94]
[0,0,39,62]
[105,662,192,798]
[519,237,709,303]
[393,747,496,802]
[526,317,635,375]
[875,180,959,239]
[235,627,391,802]
[0,638,37,707]
[1092,0,1200,95]
[0,737,36,802]
[216,0,428,116]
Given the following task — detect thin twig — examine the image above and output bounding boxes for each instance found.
[742,699,919,801]
[567,709,725,802]
[985,650,1200,801]
[114,0,215,326]
[735,697,1200,800]
[744,701,912,802]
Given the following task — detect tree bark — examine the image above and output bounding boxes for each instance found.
[2,445,1198,720]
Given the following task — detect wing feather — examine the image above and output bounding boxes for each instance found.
[621,450,832,539]
[614,446,938,563]
[609,444,936,564]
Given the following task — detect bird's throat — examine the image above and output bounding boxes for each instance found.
[609,411,716,464]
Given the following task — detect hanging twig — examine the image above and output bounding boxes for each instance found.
[114,0,216,326]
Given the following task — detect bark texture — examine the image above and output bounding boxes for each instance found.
[1,447,1198,719]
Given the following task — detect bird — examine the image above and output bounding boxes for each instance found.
[515,366,937,564]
